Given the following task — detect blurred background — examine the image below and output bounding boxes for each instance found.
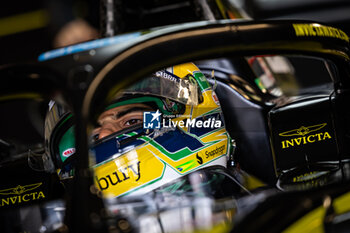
[0,1,49,64]
[0,0,99,65]
[1,0,350,65]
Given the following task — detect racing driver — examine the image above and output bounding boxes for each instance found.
[45,62,245,201]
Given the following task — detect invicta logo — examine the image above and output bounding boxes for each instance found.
[279,123,332,149]
[0,183,45,207]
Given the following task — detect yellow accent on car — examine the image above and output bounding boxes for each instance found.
[333,192,350,215]
[283,206,325,233]
[0,9,49,37]
[283,192,350,233]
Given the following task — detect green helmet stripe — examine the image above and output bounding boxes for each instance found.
[105,96,173,115]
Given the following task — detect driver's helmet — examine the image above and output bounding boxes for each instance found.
[44,63,233,198]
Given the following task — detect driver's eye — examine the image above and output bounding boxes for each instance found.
[91,133,100,142]
[124,118,142,126]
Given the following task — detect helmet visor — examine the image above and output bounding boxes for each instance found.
[122,71,199,106]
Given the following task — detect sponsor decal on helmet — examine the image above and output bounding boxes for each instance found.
[62,148,76,157]
[205,145,225,159]
[196,152,203,164]
[279,123,332,149]
[193,71,210,90]
[174,141,227,173]
[0,183,45,207]
[212,91,220,106]
[94,149,165,197]
[95,161,141,191]
[155,70,179,83]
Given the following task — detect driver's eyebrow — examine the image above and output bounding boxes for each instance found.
[116,106,154,119]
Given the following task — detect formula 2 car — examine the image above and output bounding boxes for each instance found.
[1,17,350,233]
